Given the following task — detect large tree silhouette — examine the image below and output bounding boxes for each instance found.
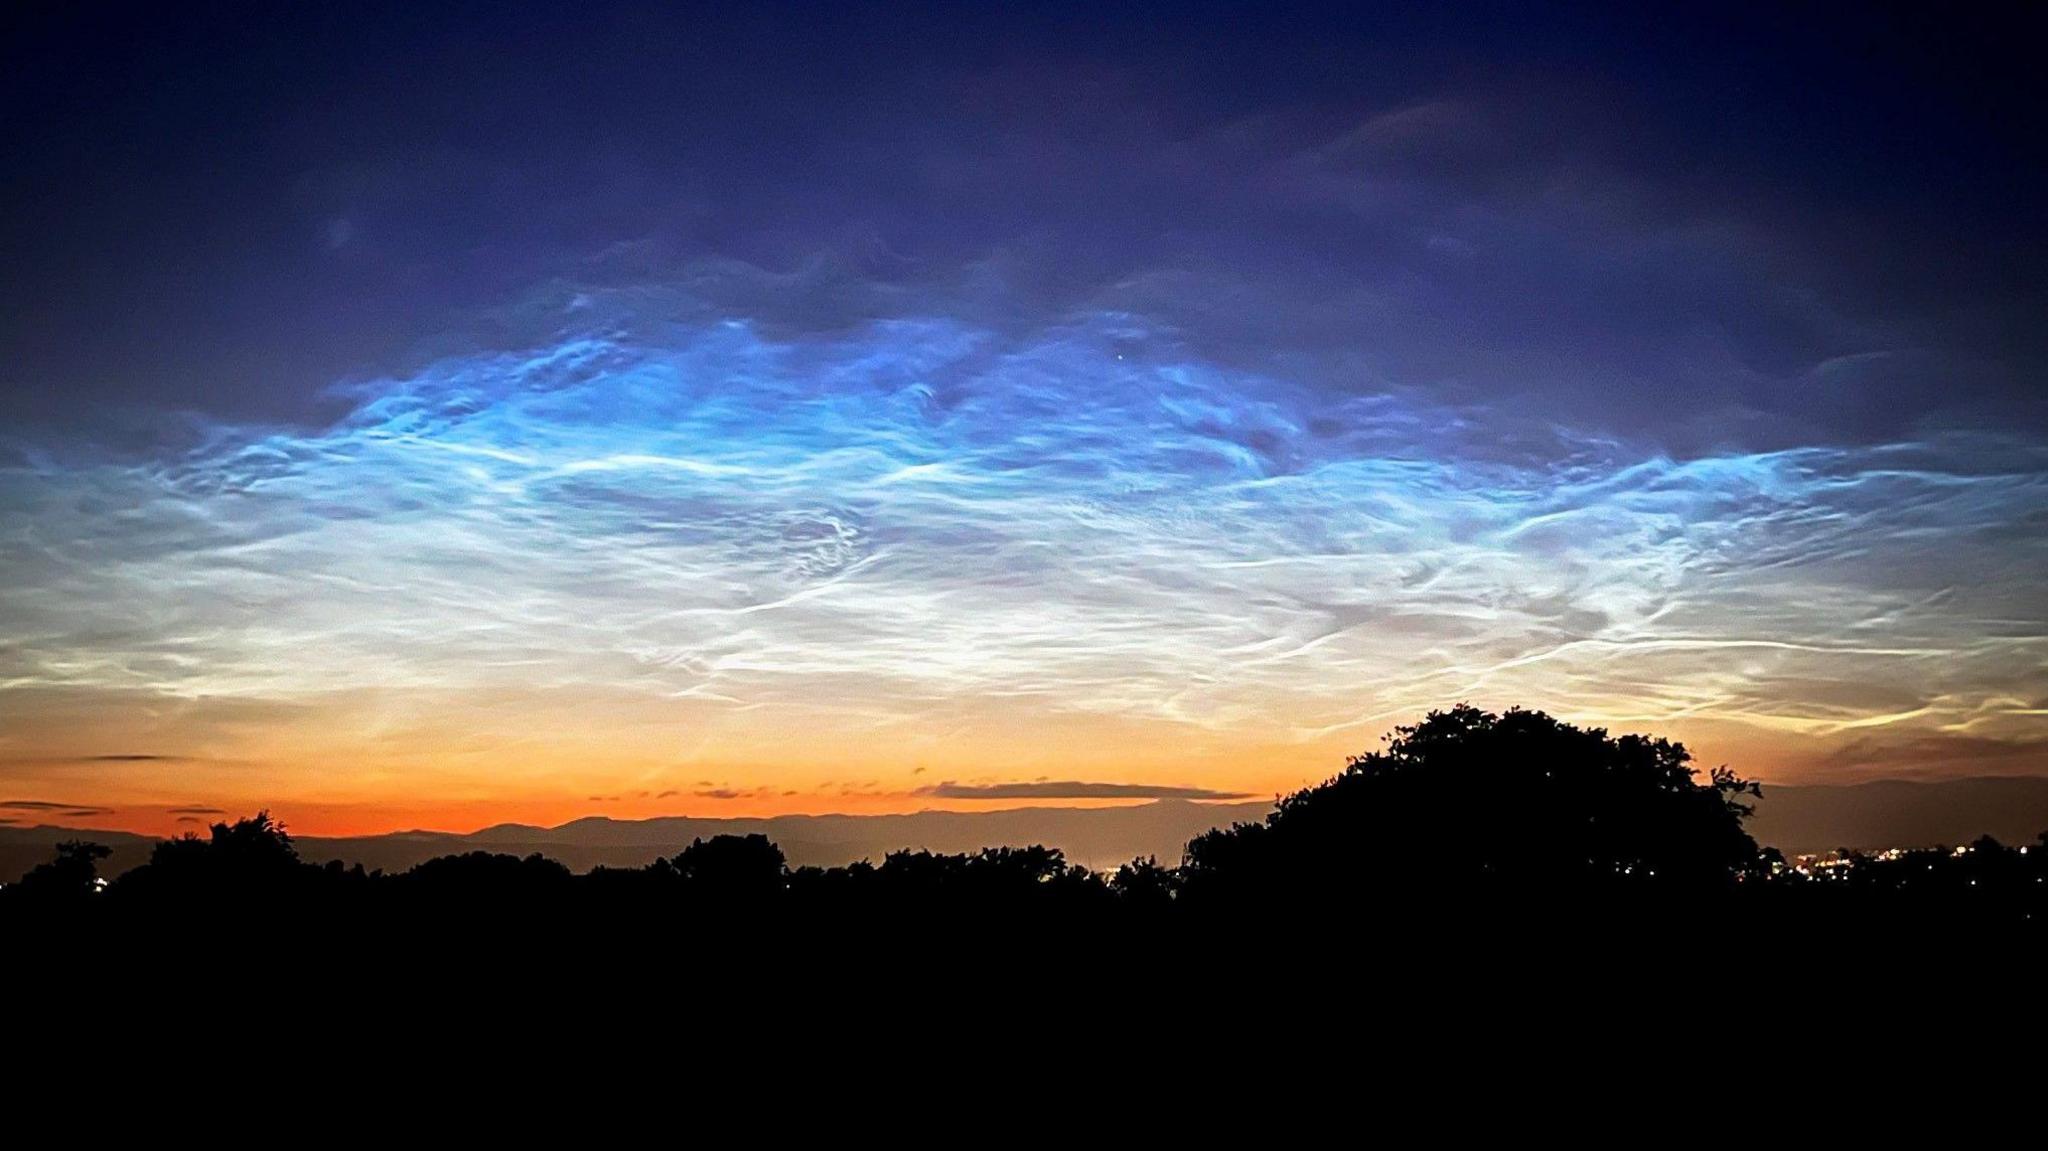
[1179,705,1762,906]
[111,810,305,903]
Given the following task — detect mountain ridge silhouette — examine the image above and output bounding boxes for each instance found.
[7,777,2048,885]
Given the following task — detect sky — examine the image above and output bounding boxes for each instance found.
[2,2,2045,837]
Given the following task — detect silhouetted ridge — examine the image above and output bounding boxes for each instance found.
[6,707,2045,945]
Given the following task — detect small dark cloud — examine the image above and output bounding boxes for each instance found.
[85,754,180,762]
[917,781,1255,801]
[165,806,225,816]
[656,789,680,799]
[2,799,91,811]
[176,816,203,824]
[696,788,741,800]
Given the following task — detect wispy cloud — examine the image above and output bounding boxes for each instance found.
[1,272,2044,800]
[1,9,2042,828]
[0,799,113,817]
[919,781,1253,801]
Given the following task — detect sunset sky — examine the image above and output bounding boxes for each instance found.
[3,3,2045,837]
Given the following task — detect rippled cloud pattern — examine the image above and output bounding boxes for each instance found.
[3,299,2046,809]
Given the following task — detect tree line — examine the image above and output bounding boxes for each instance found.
[8,706,2045,936]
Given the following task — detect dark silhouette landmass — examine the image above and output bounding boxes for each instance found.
[328,797,1270,876]
[7,772,2047,886]
[8,706,2043,948]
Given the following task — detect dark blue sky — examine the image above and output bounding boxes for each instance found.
[5,2,2043,448]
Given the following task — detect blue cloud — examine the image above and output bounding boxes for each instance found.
[1,295,2043,768]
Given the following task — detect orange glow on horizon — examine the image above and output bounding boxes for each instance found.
[0,705,1957,841]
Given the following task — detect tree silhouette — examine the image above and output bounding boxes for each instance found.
[1109,856,1182,909]
[670,833,786,896]
[206,810,299,868]
[395,850,573,910]
[1179,705,1762,908]
[9,705,2044,944]
[10,840,111,902]
[111,810,305,902]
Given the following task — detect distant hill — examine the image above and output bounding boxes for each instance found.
[0,824,158,888]
[294,800,1275,877]
[7,777,2048,884]
[1745,776,2048,856]
[0,799,1273,883]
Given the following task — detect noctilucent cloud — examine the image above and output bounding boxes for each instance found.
[2,4,2044,833]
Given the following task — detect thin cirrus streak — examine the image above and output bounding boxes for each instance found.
[1,301,2045,829]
